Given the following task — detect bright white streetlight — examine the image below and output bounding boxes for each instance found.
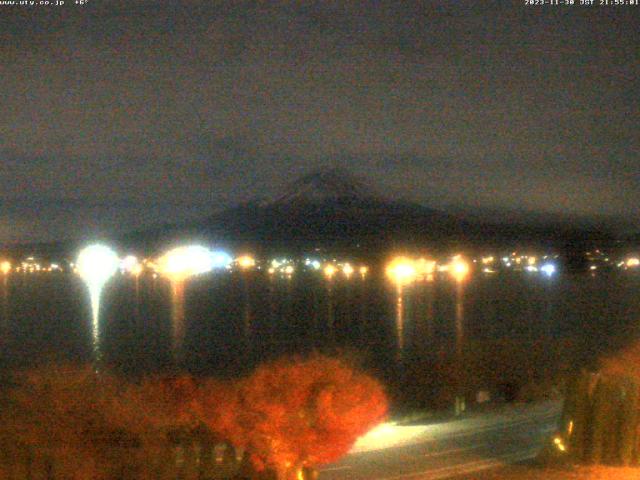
[156,245,220,282]
[76,244,119,350]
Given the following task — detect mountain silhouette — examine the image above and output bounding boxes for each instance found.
[270,167,380,205]
[121,167,617,254]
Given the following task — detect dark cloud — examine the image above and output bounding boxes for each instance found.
[0,1,638,242]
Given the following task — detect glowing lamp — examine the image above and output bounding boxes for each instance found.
[386,257,416,286]
[541,263,556,277]
[1,261,11,275]
[359,266,369,276]
[626,258,640,268]
[448,256,470,283]
[237,255,256,269]
[323,264,337,280]
[415,258,436,278]
[120,255,141,274]
[77,245,120,289]
[211,251,233,269]
[130,264,143,277]
[76,244,120,328]
[156,246,219,282]
[342,263,354,278]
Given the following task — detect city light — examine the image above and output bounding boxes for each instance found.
[156,246,219,282]
[76,244,120,334]
[236,255,256,270]
[0,261,11,275]
[553,436,567,453]
[304,258,322,270]
[342,263,354,278]
[385,257,416,286]
[120,255,141,275]
[323,264,337,280]
[448,256,470,283]
[481,256,495,265]
[211,251,233,270]
[541,263,556,277]
[130,263,143,277]
[626,257,640,268]
[415,258,436,280]
[359,266,369,278]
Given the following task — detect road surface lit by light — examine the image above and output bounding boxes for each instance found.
[323,401,561,480]
[351,422,431,453]
[350,401,560,454]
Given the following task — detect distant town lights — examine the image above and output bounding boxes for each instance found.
[236,255,256,269]
[342,263,354,278]
[157,246,219,282]
[449,256,470,283]
[1,261,11,275]
[120,255,141,274]
[211,251,233,269]
[626,257,640,268]
[415,258,436,278]
[77,245,120,290]
[323,264,337,280]
[541,263,556,277]
[386,257,417,286]
[76,244,120,328]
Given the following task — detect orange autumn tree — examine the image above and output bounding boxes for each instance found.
[218,354,388,480]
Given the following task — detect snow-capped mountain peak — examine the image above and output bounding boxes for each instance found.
[272,167,380,205]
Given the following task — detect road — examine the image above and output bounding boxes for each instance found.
[319,400,562,480]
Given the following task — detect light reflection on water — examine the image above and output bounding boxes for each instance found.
[1,271,640,403]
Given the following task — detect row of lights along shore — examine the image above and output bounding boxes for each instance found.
[1,244,638,335]
[2,249,640,282]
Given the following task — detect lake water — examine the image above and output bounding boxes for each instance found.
[1,269,639,408]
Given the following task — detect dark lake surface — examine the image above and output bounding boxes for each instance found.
[1,270,640,407]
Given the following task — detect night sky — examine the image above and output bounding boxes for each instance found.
[1,1,638,243]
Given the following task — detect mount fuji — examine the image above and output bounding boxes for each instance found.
[122,167,616,254]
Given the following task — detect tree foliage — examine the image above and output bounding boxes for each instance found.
[0,356,387,480]
[223,355,388,478]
